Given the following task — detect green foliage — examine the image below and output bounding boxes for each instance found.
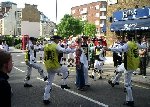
[14,43,21,49]
[57,14,83,38]
[83,23,96,37]
[3,35,14,46]
[14,38,21,45]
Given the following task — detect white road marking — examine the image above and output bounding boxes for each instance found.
[37,77,109,107]
[12,66,108,107]
[13,66,150,106]
[21,62,25,63]
[119,81,150,89]
[14,66,150,90]
[17,55,21,56]
[13,66,25,72]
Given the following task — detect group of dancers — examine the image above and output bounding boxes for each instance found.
[24,34,147,106]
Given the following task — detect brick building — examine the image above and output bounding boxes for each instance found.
[71,0,107,37]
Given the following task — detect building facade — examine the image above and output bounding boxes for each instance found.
[0,2,55,38]
[0,2,17,36]
[21,4,40,37]
[106,0,150,46]
[71,0,107,36]
[40,12,56,37]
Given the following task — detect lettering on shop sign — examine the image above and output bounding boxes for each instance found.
[123,9,137,18]
[124,23,137,29]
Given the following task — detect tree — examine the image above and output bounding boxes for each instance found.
[57,14,83,38]
[83,22,96,37]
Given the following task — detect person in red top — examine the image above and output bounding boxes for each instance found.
[102,36,107,57]
[75,38,85,91]
[93,37,98,46]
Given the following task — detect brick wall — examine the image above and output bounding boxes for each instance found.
[22,4,40,22]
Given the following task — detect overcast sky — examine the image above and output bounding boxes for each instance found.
[1,0,99,23]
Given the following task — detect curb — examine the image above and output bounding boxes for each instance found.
[10,51,24,53]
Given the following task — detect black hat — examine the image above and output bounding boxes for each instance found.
[29,37,37,41]
[50,35,62,40]
[98,39,103,41]
[82,36,88,39]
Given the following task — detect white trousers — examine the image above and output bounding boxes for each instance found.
[124,70,133,102]
[44,65,69,100]
[92,60,104,80]
[94,60,104,71]
[112,63,125,84]
[24,62,46,84]
[111,63,133,101]
[83,66,89,85]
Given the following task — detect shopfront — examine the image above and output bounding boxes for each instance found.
[110,7,150,65]
[110,6,150,38]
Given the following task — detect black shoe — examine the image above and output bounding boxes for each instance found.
[115,82,119,85]
[61,85,70,89]
[77,87,85,91]
[108,80,114,87]
[108,80,112,84]
[89,75,94,79]
[24,83,33,87]
[124,88,127,92]
[85,85,90,87]
[123,101,134,107]
[44,76,48,81]
[138,73,142,75]
[43,100,50,105]
[57,73,62,76]
[99,76,102,79]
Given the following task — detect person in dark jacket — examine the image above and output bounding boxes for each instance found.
[0,49,13,107]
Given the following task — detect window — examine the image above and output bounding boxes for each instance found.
[72,10,75,14]
[82,15,87,21]
[17,28,21,35]
[95,20,99,25]
[101,12,105,16]
[95,13,99,17]
[100,20,105,25]
[101,3,106,8]
[95,5,99,10]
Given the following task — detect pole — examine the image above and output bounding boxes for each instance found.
[56,0,57,23]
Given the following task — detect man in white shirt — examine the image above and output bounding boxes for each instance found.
[24,37,47,87]
[105,35,147,107]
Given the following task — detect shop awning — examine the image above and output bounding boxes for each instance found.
[110,18,150,31]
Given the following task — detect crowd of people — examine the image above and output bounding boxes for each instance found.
[0,34,149,107]
[0,41,9,51]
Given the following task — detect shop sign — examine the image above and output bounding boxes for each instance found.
[113,7,150,21]
[124,23,137,29]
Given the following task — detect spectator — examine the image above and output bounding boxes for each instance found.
[139,36,147,78]
[0,50,13,107]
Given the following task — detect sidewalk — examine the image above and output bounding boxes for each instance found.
[9,47,25,53]
[103,57,150,87]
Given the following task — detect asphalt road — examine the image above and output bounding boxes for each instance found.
[9,53,150,107]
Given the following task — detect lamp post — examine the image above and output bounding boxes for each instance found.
[56,0,57,23]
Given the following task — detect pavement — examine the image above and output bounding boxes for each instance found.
[8,47,150,87]
[9,47,25,53]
